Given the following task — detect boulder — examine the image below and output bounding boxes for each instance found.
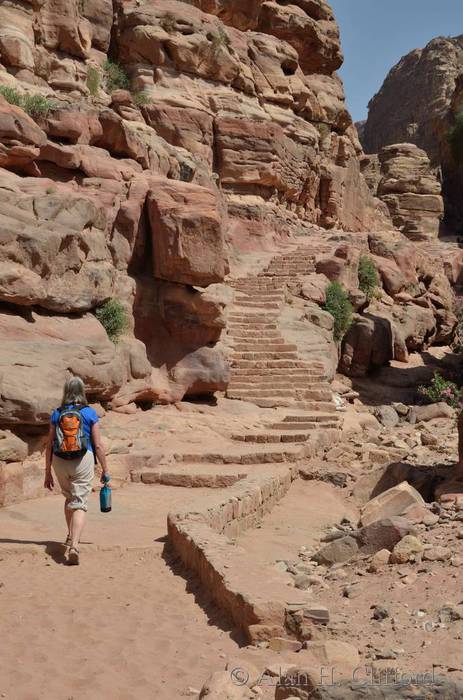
[0,95,47,172]
[147,179,225,287]
[275,676,463,699]
[0,309,151,425]
[0,430,28,462]
[376,144,444,240]
[357,516,416,555]
[300,640,359,679]
[423,545,452,562]
[339,314,393,377]
[199,671,254,699]
[312,536,359,566]
[390,534,424,564]
[368,548,391,572]
[374,405,399,427]
[411,402,455,422]
[360,482,426,527]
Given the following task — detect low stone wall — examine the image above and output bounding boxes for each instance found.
[167,465,322,643]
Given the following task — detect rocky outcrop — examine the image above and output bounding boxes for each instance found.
[361,34,463,232]
[362,35,463,159]
[309,231,459,377]
[361,143,444,240]
[0,0,390,431]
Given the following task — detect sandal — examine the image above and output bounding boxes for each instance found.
[68,547,80,566]
[64,535,71,547]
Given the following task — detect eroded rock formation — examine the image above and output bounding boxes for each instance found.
[361,34,463,232]
[361,143,444,240]
[0,0,389,426]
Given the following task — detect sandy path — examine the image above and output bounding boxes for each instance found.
[0,485,243,700]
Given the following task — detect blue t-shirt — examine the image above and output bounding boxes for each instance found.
[51,404,99,454]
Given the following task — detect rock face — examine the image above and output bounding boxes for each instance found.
[0,0,391,430]
[335,230,457,377]
[362,35,463,159]
[361,34,463,232]
[361,143,444,240]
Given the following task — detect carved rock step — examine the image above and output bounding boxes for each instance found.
[171,444,305,464]
[231,352,300,361]
[227,388,302,399]
[229,330,282,339]
[131,464,247,488]
[264,264,315,271]
[292,401,339,412]
[232,431,314,443]
[228,380,330,390]
[228,314,280,323]
[235,291,284,298]
[270,420,339,430]
[234,301,281,309]
[230,370,327,379]
[233,360,326,369]
[231,343,298,352]
[280,413,339,423]
[228,323,278,330]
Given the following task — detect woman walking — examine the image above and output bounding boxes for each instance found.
[44,376,110,565]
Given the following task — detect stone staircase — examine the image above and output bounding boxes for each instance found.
[133,243,341,488]
[224,243,342,450]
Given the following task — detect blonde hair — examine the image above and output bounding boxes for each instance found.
[61,376,88,407]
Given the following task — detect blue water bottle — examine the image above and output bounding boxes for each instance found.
[100,474,112,513]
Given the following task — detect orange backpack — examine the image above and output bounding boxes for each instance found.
[53,405,88,459]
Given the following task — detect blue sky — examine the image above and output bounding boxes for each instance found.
[330,0,463,122]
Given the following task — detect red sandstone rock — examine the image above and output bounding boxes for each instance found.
[147,179,225,286]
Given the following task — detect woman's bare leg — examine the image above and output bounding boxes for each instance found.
[64,499,72,537]
[70,509,86,549]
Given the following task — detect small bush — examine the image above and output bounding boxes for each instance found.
[210,25,231,55]
[95,299,128,343]
[22,94,54,117]
[0,85,23,107]
[323,281,353,342]
[86,65,100,97]
[417,371,461,409]
[179,162,194,182]
[358,255,378,301]
[315,122,331,140]
[447,109,463,163]
[133,91,150,107]
[160,12,177,33]
[104,60,130,93]
[0,85,54,117]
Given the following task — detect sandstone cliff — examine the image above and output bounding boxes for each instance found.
[0,0,389,426]
[361,34,463,232]
[361,143,444,240]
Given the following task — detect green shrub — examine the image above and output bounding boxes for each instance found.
[104,60,130,93]
[22,94,54,117]
[133,91,150,107]
[417,371,461,409]
[447,109,463,163]
[210,25,231,55]
[179,162,194,182]
[0,85,54,117]
[95,299,128,343]
[86,65,100,97]
[358,255,378,301]
[323,281,353,342]
[0,85,23,107]
[315,122,331,140]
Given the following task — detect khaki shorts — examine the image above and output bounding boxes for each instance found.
[52,450,95,511]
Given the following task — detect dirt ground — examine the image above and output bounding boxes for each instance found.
[0,485,248,700]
